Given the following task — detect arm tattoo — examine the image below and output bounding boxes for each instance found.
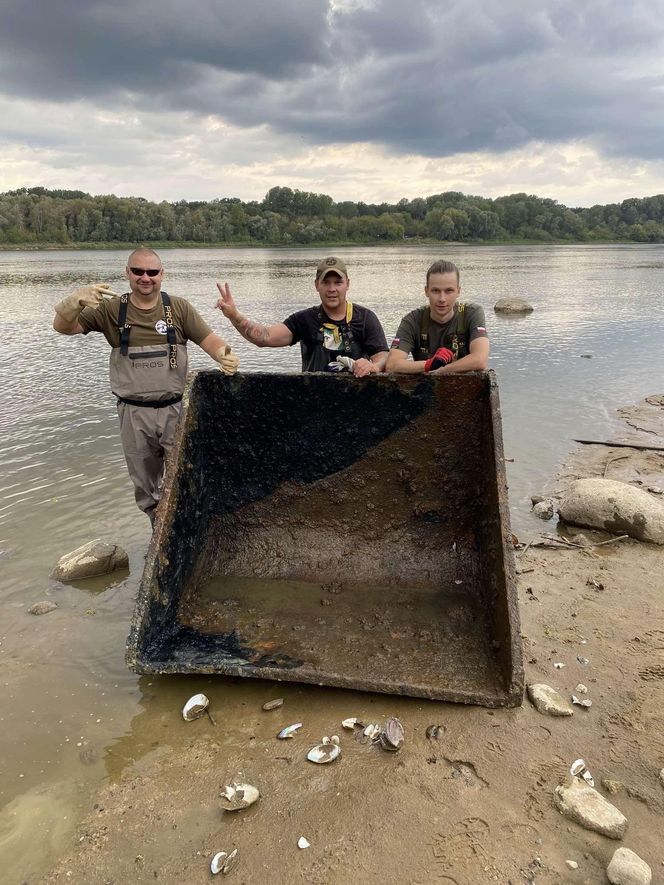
[232,314,271,345]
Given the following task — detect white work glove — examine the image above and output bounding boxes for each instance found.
[54,284,119,323]
[214,345,240,375]
[326,356,355,373]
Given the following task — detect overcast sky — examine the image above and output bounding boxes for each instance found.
[2,0,664,207]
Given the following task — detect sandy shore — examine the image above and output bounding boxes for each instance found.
[41,396,664,885]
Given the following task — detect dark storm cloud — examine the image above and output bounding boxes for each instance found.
[2,0,664,161]
[0,0,329,97]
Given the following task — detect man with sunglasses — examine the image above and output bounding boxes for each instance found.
[53,247,239,525]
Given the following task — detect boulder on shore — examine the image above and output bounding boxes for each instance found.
[607,847,652,885]
[50,540,129,583]
[494,298,534,314]
[558,478,664,544]
[554,778,627,839]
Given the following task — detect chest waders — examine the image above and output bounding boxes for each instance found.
[300,301,363,371]
[110,291,188,406]
[109,291,189,520]
[417,303,468,361]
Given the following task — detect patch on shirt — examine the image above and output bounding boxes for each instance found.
[155,320,168,334]
[390,337,401,349]
[476,326,486,333]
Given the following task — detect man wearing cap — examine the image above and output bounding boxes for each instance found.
[52,247,240,525]
[386,259,489,375]
[216,256,389,376]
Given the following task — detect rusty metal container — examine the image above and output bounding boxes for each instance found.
[126,370,523,707]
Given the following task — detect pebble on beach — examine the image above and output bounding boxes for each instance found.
[607,847,652,885]
[602,779,624,795]
[554,778,627,839]
[28,600,58,615]
[533,499,556,520]
[527,683,574,717]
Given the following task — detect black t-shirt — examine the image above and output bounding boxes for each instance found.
[283,303,388,371]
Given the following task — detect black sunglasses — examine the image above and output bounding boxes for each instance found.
[129,267,161,277]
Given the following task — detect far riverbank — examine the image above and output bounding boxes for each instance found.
[0,237,648,251]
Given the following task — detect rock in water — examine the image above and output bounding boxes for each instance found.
[554,778,627,839]
[494,298,534,314]
[50,540,129,582]
[607,847,651,885]
[28,600,58,615]
[558,479,664,544]
[533,499,555,520]
[527,683,574,717]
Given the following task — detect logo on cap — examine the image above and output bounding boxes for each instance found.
[316,256,348,279]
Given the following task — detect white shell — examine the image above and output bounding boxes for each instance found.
[307,742,341,764]
[297,836,310,849]
[575,683,588,693]
[341,717,358,729]
[571,695,592,708]
[381,717,405,750]
[211,852,228,874]
[182,693,209,721]
[570,758,586,777]
[221,782,260,811]
[570,759,595,787]
[277,723,302,739]
[363,723,382,739]
[553,662,565,669]
[222,848,239,874]
[577,656,590,665]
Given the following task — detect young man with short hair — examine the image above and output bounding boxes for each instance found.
[386,259,489,375]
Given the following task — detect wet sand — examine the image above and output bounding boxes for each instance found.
[21,397,664,882]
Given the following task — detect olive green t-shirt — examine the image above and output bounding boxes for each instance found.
[79,293,212,347]
[391,302,487,360]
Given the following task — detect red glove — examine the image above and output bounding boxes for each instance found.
[424,347,454,372]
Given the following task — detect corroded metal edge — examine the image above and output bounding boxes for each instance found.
[487,369,525,703]
[125,371,199,671]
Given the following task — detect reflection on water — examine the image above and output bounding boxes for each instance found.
[1,244,663,881]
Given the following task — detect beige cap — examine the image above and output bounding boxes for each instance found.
[316,256,348,280]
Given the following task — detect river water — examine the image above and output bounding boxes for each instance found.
[0,244,662,881]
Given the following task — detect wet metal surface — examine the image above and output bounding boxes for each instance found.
[128,371,523,706]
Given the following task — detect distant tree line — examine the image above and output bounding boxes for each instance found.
[2,185,664,246]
